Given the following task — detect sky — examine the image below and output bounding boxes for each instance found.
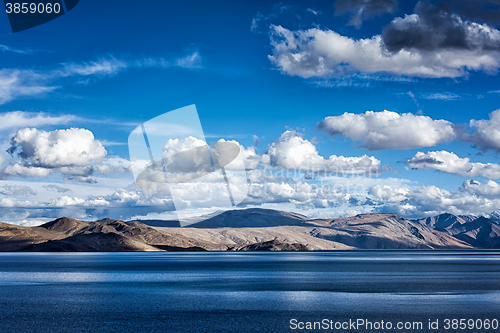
[2,0,500,225]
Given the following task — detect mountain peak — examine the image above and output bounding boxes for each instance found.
[40,217,89,234]
[187,207,310,228]
[486,211,500,223]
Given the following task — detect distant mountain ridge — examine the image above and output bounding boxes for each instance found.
[148,209,474,250]
[486,211,500,223]
[413,213,500,249]
[186,208,311,228]
[0,208,499,251]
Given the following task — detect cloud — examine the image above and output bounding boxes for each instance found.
[136,52,203,70]
[408,150,500,179]
[8,128,107,168]
[382,1,500,53]
[334,0,398,28]
[0,185,36,197]
[311,73,414,88]
[0,181,179,223]
[63,175,96,184]
[92,157,132,175]
[43,184,72,193]
[462,109,500,152]
[448,0,500,28]
[250,4,293,34]
[161,136,207,157]
[215,138,261,170]
[406,91,422,112]
[246,181,332,206]
[317,108,500,153]
[125,132,385,217]
[160,136,261,172]
[306,8,320,16]
[265,130,381,174]
[159,136,210,176]
[58,57,128,77]
[251,12,264,32]
[0,69,58,104]
[462,179,500,199]
[0,57,127,104]
[174,52,202,69]
[421,92,460,100]
[369,184,409,203]
[2,127,135,183]
[370,182,500,218]
[267,17,500,78]
[2,163,51,178]
[318,110,456,150]
[0,111,76,132]
[100,140,127,147]
[0,44,35,54]
[0,52,202,104]
[9,123,500,221]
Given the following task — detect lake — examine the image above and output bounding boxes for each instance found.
[0,251,499,332]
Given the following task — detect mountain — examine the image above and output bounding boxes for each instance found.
[1,218,228,252]
[304,213,470,249]
[413,213,470,231]
[486,211,500,223]
[441,216,500,248]
[2,209,499,251]
[415,213,500,248]
[229,239,311,251]
[132,219,181,227]
[0,221,67,251]
[0,215,314,252]
[159,211,472,250]
[157,225,355,250]
[185,208,311,228]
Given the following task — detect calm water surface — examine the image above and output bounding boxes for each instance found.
[0,251,499,332]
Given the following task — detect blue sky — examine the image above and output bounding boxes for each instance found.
[2,0,500,224]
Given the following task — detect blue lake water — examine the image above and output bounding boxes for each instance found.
[0,251,499,332]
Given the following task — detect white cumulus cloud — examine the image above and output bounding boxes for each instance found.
[8,127,107,168]
[370,181,500,218]
[462,179,500,199]
[465,109,500,152]
[267,15,500,78]
[265,130,381,174]
[408,150,500,179]
[369,185,409,203]
[318,110,456,150]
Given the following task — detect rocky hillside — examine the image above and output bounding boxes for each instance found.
[185,208,311,228]
[0,218,227,252]
[153,209,473,250]
[414,213,500,248]
[414,213,500,249]
[2,208,499,251]
[229,239,311,251]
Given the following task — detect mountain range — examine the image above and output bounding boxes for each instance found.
[412,213,500,249]
[0,208,499,251]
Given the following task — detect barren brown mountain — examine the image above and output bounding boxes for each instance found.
[1,208,491,251]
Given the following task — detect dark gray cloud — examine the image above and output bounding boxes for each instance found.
[443,0,500,27]
[407,157,444,166]
[383,1,500,52]
[335,0,398,28]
